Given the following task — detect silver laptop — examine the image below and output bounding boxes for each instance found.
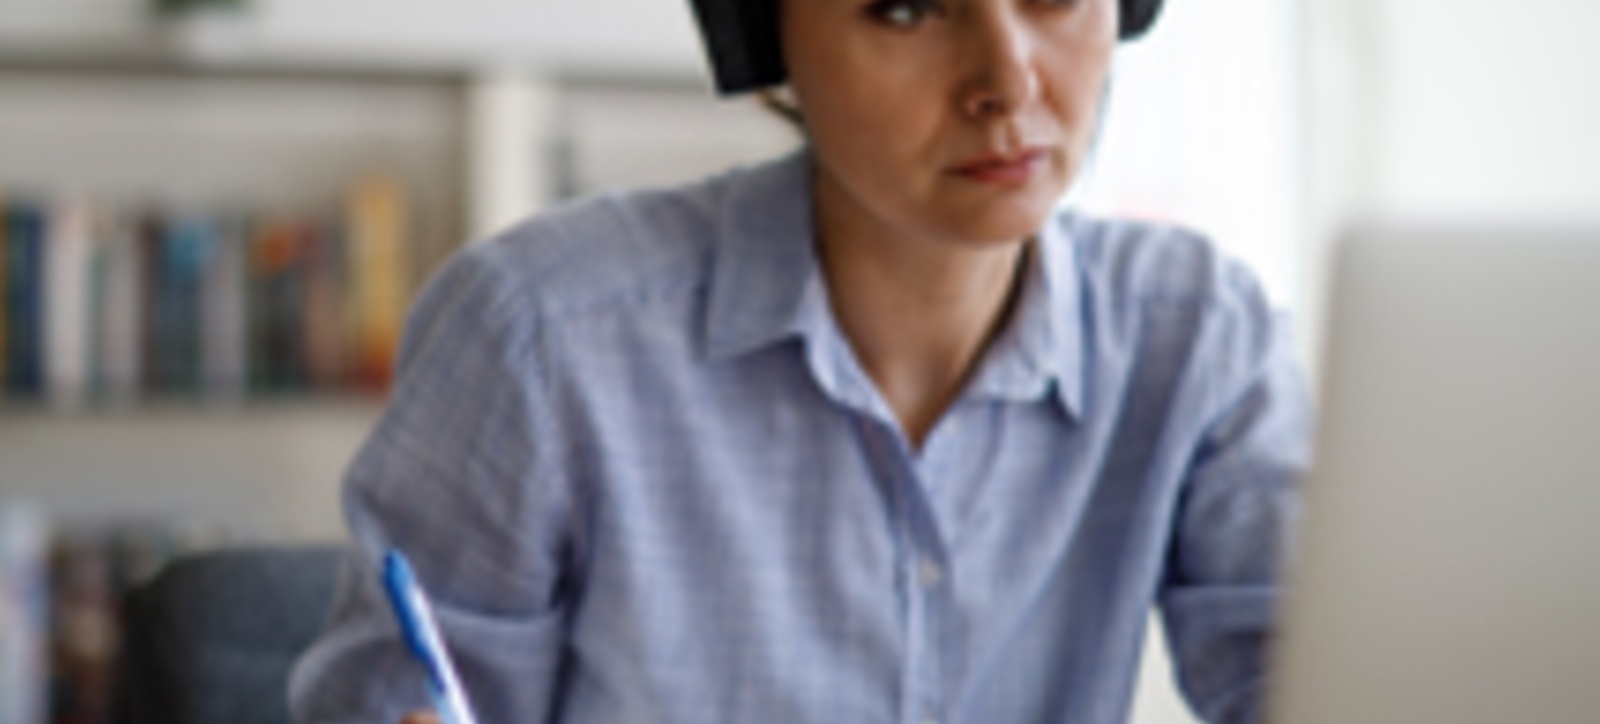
[1269,226,1600,724]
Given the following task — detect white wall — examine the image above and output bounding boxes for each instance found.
[1304,0,1600,364]
[1372,0,1600,218]
[1080,0,1304,314]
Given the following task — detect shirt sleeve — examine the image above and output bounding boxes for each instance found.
[1158,262,1314,724]
[289,244,581,724]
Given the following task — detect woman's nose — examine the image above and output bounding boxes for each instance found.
[958,11,1041,120]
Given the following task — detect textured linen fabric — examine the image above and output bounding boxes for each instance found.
[289,148,1311,724]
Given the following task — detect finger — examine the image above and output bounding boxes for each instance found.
[399,711,443,724]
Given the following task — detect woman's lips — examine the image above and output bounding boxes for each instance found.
[951,149,1048,186]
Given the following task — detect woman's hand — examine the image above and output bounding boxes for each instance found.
[400,711,441,724]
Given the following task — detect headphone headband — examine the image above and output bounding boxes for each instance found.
[690,0,1166,95]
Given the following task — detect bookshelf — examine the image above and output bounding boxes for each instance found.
[0,28,793,716]
[0,18,797,553]
[0,70,449,547]
[0,10,758,709]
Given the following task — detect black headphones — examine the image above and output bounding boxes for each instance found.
[689,0,1165,95]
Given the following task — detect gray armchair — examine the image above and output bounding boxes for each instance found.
[112,546,345,724]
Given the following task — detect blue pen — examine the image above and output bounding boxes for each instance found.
[382,550,482,724]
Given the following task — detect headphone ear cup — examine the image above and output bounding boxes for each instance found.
[689,0,787,95]
[1119,0,1165,40]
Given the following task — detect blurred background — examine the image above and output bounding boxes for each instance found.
[0,0,1595,722]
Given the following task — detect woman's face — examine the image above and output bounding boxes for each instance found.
[782,0,1116,249]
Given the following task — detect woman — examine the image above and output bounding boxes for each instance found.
[291,0,1310,722]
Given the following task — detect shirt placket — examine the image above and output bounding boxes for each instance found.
[859,415,956,724]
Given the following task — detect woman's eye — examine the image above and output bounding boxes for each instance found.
[866,0,939,28]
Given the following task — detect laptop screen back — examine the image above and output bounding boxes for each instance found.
[1270,226,1600,724]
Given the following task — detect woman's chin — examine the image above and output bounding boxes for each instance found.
[921,188,1062,248]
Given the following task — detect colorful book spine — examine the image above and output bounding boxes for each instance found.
[248,219,308,394]
[151,216,210,395]
[1,175,417,404]
[201,213,248,401]
[0,195,8,391]
[346,175,412,391]
[4,203,45,398]
[44,199,94,410]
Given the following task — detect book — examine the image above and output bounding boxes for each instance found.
[0,195,8,393]
[248,218,309,394]
[94,211,145,404]
[2,174,421,404]
[200,213,248,401]
[302,219,348,390]
[137,212,162,397]
[4,202,46,399]
[345,174,412,391]
[150,215,210,396]
[0,505,50,724]
[48,520,209,724]
[44,199,95,410]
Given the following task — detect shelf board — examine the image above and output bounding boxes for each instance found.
[0,26,706,85]
[0,394,388,424]
[0,33,476,82]
[0,394,384,543]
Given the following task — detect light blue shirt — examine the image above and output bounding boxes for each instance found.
[290,149,1310,724]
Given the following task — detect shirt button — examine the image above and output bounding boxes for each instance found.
[918,560,944,588]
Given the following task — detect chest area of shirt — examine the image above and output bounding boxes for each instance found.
[581,389,1131,599]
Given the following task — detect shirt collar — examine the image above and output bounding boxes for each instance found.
[704,148,1084,421]
[704,148,820,360]
[960,215,1085,419]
